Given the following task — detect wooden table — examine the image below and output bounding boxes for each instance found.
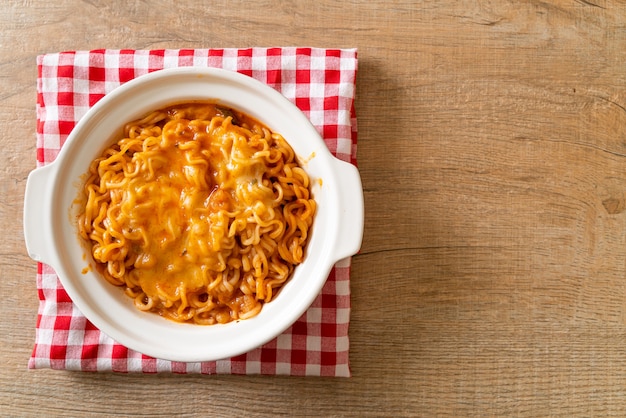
[2,1,626,416]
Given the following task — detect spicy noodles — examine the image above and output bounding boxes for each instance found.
[77,102,316,325]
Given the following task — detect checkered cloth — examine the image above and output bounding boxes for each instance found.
[29,48,358,377]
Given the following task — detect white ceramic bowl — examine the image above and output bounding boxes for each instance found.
[23,67,363,362]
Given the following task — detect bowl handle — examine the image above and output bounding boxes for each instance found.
[23,164,55,264]
[331,158,364,261]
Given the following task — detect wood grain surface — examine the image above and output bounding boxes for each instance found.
[2,0,626,416]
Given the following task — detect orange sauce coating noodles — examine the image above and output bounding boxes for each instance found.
[78,103,316,325]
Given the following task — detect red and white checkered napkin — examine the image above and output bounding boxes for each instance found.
[29,48,358,377]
